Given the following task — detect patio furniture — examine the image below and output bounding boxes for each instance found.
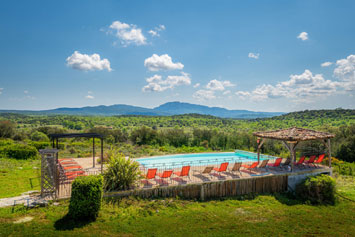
[173,166,191,180]
[314,154,325,167]
[294,156,306,168]
[242,162,258,172]
[257,159,269,172]
[304,155,316,167]
[229,162,242,177]
[267,158,282,169]
[281,158,292,169]
[194,166,214,179]
[145,168,157,180]
[213,162,229,177]
[157,170,173,185]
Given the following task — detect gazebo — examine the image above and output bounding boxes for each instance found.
[49,133,104,172]
[253,127,335,171]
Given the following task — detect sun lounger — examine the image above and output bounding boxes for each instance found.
[145,168,157,180]
[229,162,242,177]
[157,170,173,184]
[304,155,316,167]
[242,162,258,172]
[173,166,191,180]
[281,158,291,169]
[257,159,269,172]
[267,158,282,169]
[314,154,325,167]
[194,166,214,179]
[294,156,306,168]
[213,162,229,177]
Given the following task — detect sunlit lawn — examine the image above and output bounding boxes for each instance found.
[0,158,41,198]
[0,176,354,237]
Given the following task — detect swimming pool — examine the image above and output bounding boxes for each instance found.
[136,150,276,168]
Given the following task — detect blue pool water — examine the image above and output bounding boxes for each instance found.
[136,150,276,168]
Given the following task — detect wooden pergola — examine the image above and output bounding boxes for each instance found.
[253,127,335,171]
[49,133,104,173]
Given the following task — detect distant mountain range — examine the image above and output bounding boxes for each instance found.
[0,102,284,119]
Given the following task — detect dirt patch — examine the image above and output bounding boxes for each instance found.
[13,216,33,224]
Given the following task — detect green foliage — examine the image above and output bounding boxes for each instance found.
[0,121,15,138]
[0,143,38,159]
[30,131,49,142]
[329,158,355,176]
[103,150,141,191]
[29,141,51,150]
[68,175,103,220]
[296,174,336,205]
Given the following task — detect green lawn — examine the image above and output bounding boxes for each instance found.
[0,158,41,198]
[0,177,354,236]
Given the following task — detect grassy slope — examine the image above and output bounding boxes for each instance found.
[0,158,41,198]
[0,178,354,236]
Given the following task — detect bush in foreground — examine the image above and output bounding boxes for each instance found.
[68,175,103,220]
[103,149,141,191]
[296,174,336,205]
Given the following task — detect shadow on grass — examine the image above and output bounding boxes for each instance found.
[54,214,95,231]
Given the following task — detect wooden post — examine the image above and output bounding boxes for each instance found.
[290,143,294,172]
[101,138,104,173]
[328,139,332,168]
[93,138,95,168]
[257,138,264,163]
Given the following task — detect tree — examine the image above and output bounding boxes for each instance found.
[0,121,15,138]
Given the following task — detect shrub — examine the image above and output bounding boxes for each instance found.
[0,121,15,138]
[29,141,50,150]
[103,149,141,191]
[296,174,336,205]
[68,175,103,220]
[31,131,49,142]
[0,143,38,159]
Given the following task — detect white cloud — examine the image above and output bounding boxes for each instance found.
[248,52,260,59]
[66,51,112,72]
[193,83,200,88]
[334,54,355,91]
[223,90,231,95]
[148,30,158,37]
[193,89,216,100]
[142,72,191,92]
[24,90,29,94]
[236,70,338,102]
[85,95,94,99]
[297,32,308,41]
[109,20,146,46]
[206,79,235,91]
[321,62,333,67]
[235,91,251,100]
[0,88,3,95]
[144,54,184,71]
[148,24,165,37]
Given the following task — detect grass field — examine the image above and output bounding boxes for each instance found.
[0,158,41,198]
[0,176,354,236]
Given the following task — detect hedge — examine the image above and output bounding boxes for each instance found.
[0,143,38,159]
[296,174,336,205]
[68,175,103,220]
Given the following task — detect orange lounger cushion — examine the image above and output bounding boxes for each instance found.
[63,165,82,170]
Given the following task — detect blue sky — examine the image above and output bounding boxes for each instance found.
[0,0,354,112]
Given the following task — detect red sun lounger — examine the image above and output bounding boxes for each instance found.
[173,166,191,180]
[145,168,157,180]
[314,154,325,167]
[294,156,306,168]
[63,165,82,170]
[305,155,317,167]
[267,158,282,168]
[242,162,259,171]
[213,162,229,176]
[157,170,173,184]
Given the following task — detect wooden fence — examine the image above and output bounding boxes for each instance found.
[105,174,288,201]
